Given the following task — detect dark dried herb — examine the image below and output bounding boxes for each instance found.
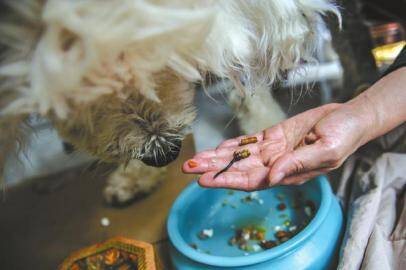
[229,226,267,251]
[275,230,290,240]
[277,203,286,211]
[279,236,290,243]
[259,240,278,250]
[239,137,258,146]
[214,149,251,179]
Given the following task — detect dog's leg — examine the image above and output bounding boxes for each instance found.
[104,159,166,205]
[0,116,29,187]
[228,85,286,134]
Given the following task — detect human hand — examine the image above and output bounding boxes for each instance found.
[182,102,376,191]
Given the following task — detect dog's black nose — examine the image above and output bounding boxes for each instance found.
[141,138,182,167]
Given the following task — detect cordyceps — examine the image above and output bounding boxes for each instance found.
[239,136,258,146]
[214,149,251,179]
[213,136,258,179]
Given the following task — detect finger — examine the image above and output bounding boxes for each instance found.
[268,142,335,185]
[278,169,328,186]
[193,143,262,159]
[198,167,270,191]
[217,132,264,148]
[183,155,264,174]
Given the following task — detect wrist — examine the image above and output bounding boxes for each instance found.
[348,67,406,143]
[345,93,380,145]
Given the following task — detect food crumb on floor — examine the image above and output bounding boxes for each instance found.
[100,217,110,227]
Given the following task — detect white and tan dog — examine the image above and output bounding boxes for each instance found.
[0,0,339,204]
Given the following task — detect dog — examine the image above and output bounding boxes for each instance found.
[0,0,339,204]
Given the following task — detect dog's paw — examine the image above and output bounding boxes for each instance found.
[103,160,166,206]
[103,175,140,206]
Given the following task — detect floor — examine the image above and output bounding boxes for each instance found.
[0,135,197,270]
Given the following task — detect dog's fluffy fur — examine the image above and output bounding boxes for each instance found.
[0,0,339,203]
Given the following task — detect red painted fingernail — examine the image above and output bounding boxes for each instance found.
[188,159,198,168]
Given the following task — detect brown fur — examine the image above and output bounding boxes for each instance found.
[52,69,195,164]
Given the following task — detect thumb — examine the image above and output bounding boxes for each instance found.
[268,142,335,185]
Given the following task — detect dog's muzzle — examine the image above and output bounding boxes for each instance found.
[140,137,182,167]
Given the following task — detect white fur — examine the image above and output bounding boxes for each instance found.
[0,0,340,119]
[104,159,166,204]
[228,85,287,134]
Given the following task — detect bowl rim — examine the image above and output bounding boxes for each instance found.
[167,175,333,267]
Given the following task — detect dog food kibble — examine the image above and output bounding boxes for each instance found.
[229,226,267,252]
[304,200,316,217]
[241,191,260,203]
[304,206,312,217]
[188,159,198,168]
[277,203,286,211]
[256,231,265,241]
[279,236,290,243]
[289,225,298,232]
[275,230,290,240]
[239,137,258,146]
[259,240,278,250]
[198,229,214,240]
[192,191,318,256]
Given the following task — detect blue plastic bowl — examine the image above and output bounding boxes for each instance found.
[167,176,343,270]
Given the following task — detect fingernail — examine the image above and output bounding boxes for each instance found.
[270,172,285,186]
[187,159,199,168]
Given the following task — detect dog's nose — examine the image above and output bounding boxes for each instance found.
[141,138,182,167]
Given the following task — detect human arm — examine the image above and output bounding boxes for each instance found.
[182,58,406,190]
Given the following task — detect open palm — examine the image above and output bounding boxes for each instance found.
[183,103,373,191]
